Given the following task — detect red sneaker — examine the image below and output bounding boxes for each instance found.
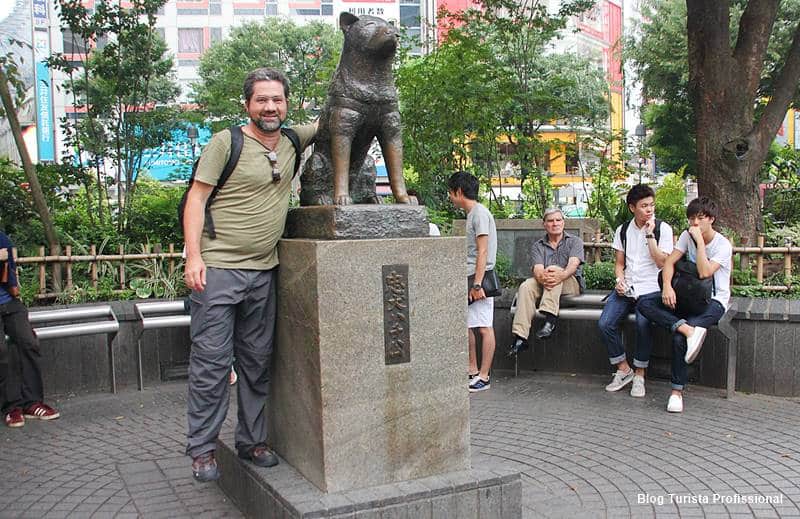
[23,402,60,420]
[5,408,24,428]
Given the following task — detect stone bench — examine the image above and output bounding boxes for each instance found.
[509,292,738,398]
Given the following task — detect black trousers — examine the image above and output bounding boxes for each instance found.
[0,299,44,413]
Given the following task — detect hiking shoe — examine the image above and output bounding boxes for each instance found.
[4,408,24,428]
[605,369,634,392]
[469,377,491,393]
[630,375,646,398]
[23,402,60,420]
[238,444,279,468]
[667,394,684,413]
[192,452,220,482]
[685,327,707,364]
[507,335,529,357]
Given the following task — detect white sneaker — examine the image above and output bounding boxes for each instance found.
[630,375,646,398]
[667,393,683,413]
[605,369,634,392]
[685,327,707,364]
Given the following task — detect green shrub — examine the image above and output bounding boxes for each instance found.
[583,261,615,290]
[494,250,517,288]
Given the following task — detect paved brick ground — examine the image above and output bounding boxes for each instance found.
[0,387,241,519]
[472,372,800,519]
[1,372,799,518]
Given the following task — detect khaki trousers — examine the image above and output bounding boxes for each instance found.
[511,275,581,339]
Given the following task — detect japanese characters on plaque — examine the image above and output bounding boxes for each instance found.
[382,265,410,365]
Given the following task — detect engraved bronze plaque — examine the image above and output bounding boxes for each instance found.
[382,264,410,364]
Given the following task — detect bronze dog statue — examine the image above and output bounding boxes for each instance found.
[300,12,410,206]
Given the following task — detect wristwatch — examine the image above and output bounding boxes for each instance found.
[645,234,655,239]
[472,283,482,291]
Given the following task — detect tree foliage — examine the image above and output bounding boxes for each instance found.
[1,40,61,249]
[193,18,342,128]
[627,0,800,242]
[47,0,182,235]
[398,0,610,215]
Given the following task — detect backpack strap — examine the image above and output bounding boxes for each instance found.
[280,127,302,179]
[204,126,244,239]
[620,220,630,270]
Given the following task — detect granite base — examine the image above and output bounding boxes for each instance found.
[217,431,522,519]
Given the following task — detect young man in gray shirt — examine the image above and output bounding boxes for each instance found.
[447,171,497,392]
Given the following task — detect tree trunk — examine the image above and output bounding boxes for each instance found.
[0,66,60,250]
[687,0,800,246]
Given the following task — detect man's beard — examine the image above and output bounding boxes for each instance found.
[253,114,283,132]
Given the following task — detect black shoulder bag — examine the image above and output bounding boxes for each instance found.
[467,270,503,304]
[658,233,715,315]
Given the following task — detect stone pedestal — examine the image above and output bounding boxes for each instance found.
[284,205,429,240]
[269,236,471,493]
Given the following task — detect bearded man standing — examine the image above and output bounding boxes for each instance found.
[182,68,316,481]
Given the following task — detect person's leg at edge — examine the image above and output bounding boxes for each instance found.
[668,301,726,410]
[598,292,636,389]
[628,293,660,397]
[468,297,494,391]
[468,327,479,377]
[478,326,495,380]
[632,292,661,378]
[186,268,239,477]
[233,269,276,458]
[638,294,704,343]
[509,278,541,352]
[536,275,573,338]
[6,301,45,410]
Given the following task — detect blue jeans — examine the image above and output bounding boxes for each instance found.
[637,296,725,390]
[598,291,658,369]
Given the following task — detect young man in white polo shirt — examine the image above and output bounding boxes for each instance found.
[598,184,673,398]
[638,197,732,413]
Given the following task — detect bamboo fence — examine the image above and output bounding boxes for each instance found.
[6,234,799,298]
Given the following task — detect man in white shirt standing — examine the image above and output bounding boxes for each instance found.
[599,185,673,399]
[638,197,732,413]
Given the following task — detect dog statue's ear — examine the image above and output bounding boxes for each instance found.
[339,12,359,32]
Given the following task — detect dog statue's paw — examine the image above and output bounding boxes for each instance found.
[394,193,412,204]
[334,194,353,205]
[314,194,333,206]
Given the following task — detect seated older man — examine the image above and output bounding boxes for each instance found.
[508,208,585,355]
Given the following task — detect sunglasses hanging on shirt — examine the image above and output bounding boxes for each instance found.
[266,150,280,183]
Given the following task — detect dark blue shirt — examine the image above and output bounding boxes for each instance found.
[0,231,18,304]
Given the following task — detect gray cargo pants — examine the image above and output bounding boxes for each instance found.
[186,267,276,458]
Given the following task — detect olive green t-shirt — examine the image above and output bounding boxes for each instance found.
[194,125,315,270]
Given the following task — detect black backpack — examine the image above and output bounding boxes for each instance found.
[658,232,716,315]
[178,126,303,239]
[620,218,663,269]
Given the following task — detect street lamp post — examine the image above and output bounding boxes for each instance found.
[187,125,199,163]
[634,123,646,184]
